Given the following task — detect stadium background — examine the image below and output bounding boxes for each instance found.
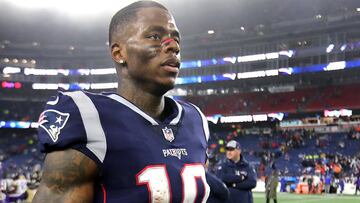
[0,0,360,202]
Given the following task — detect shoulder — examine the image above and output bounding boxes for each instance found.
[239,156,251,168]
[38,91,108,167]
[42,90,118,124]
[39,91,107,132]
[218,159,231,168]
[174,98,210,141]
[38,91,85,143]
[176,100,206,122]
[176,99,204,115]
[60,90,114,107]
[40,90,107,112]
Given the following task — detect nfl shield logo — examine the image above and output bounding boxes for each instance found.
[162,127,175,142]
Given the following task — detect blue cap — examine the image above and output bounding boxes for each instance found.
[226,140,241,150]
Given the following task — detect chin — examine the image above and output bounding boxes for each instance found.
[153,81,175,96]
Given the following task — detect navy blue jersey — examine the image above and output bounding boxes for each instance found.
[38,91,210,203]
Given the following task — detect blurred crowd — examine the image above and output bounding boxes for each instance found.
[207,125,360,195]
[0,130,43,203]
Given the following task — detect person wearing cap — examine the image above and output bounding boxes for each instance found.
[216,140,257,203]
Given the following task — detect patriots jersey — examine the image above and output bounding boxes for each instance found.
[38,91,210,203]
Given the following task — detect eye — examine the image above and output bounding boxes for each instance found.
[148,34,161,41]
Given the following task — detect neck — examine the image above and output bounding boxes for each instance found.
[117,79,165,119]
[232,155,241,163]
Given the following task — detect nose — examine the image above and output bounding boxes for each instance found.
[162,38,180,55]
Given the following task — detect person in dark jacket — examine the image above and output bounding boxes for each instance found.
[206,172,230,203]
[216,140,257,203]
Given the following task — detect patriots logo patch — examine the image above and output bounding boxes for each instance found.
[38,109,70,142]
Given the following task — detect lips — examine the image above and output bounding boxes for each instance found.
[161,58,180,69]
[161,58,180,74]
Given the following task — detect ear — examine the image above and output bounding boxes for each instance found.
[111,43,127,64]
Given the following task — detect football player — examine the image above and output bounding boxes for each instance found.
[33,1,210,202]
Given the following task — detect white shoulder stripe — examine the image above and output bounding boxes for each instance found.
[62,91,107,163]
[169,98,183,125]
[190,103,210,142]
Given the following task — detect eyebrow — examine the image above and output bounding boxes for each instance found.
[145,25,180,39]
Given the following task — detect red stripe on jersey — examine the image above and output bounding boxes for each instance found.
[101,184,107,203]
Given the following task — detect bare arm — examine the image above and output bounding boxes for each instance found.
[32,149,99,203]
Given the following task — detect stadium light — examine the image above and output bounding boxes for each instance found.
[220,115,253,123]
[78,69,90,76]
[268,113,284,121]
[357,8,360,12]
[279,50,294,57]
[237,70,266,79]
[10,122,16,128]
[3,66,21,74]
[278,67,293,75]
[90,83,118,89]
[253,114,268,122]
[90,68,116,75]
[238,54,266,62]
[222,73,237,80]
[265,69,279,76]
[326,44,335,53]
[24,68,58,75]
[324,61,346,71]
[0,121,38,129]
[265,52,279,59]
[32,83,58,90]
[222,57,237,64]
[207,30,215,35]
[340,44,347,51]
[315,14,322,19]
[58,69,70,76]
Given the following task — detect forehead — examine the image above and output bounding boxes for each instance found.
[134,7,178,30]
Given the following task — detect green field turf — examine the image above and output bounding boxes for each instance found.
[253,192,360,203]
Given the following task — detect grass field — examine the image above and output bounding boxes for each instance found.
[253,192,360,203]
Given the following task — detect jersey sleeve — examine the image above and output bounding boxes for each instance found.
[37,91,107,167]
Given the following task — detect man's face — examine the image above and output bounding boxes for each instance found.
[226,148,241,162]
[120,7,180,94]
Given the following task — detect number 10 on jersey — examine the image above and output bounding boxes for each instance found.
[136,163,210,203]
